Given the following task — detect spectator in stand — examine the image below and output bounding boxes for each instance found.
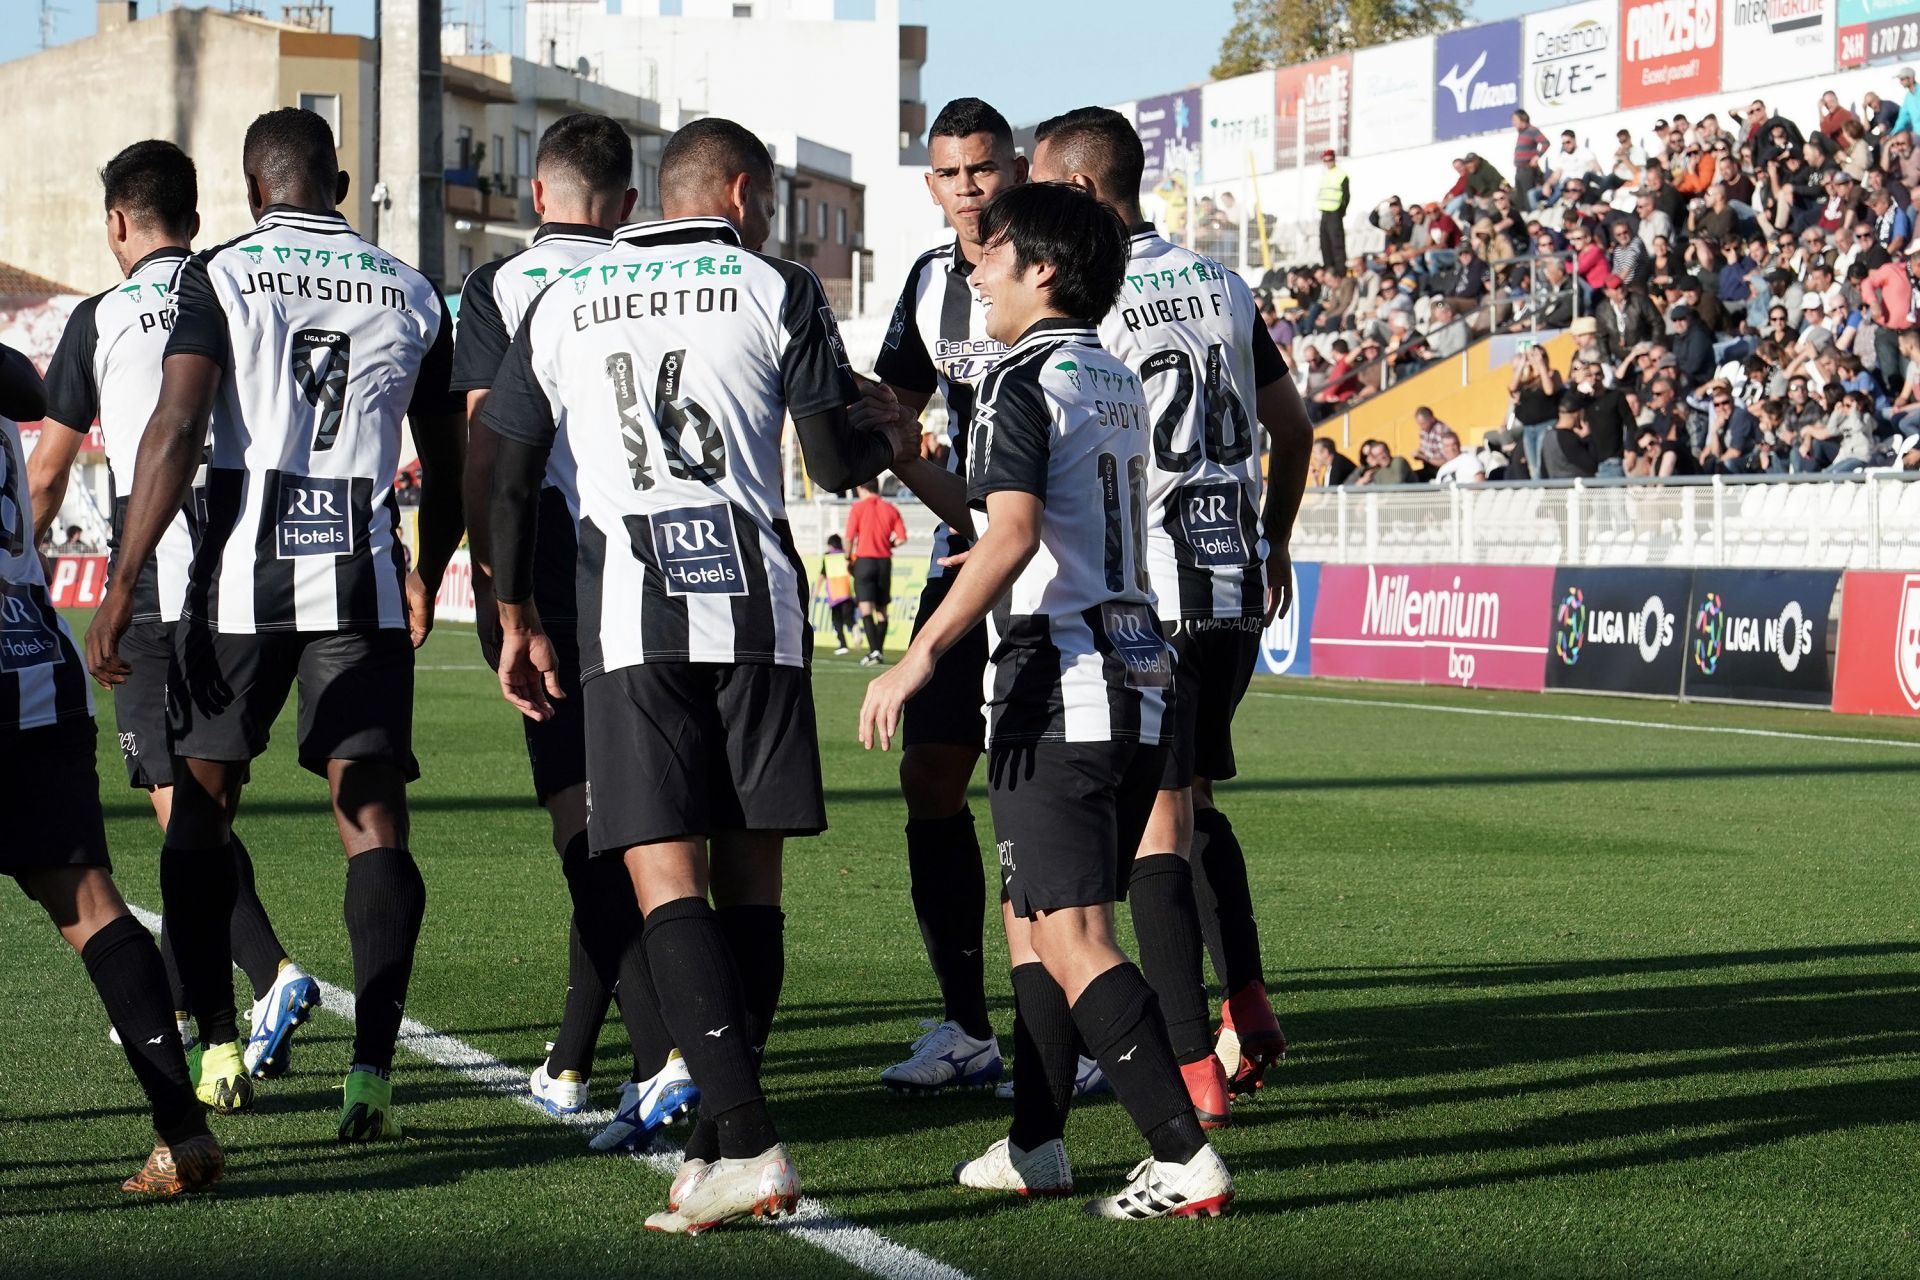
[1862,89,1900,136]
[56,524,97,556]
[1310,436,1357,487]
[1425,299,1471,358]
[1889,66,1920,136]
[1413,406,1454,466]
[1433,430,1487,483]
[1867,185,1912,255]
[1888,329,1920,433]
[1596,274,1661,361]
[1350,438,1413,486]
[1690,183,1738,245]
[1513,109,1549,206]
[1885,127,1920,197]
[1506,343,1563,478]
[1571,347,1631,474]
[1447,241,1491,321]
[1667,305,1716,390]
[1541,394,1598,478]
[1862,241,1915,376]
[1610,217,1653,286]
[1369,196,1414,253]
[1635,189,1676,251]
[1312,338,1362,419]
[1569,222,1609,297]
[1543,130,1601,205]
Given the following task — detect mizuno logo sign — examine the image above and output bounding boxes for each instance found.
[705,1025,729,1038]
[1118,1045,1138,1062]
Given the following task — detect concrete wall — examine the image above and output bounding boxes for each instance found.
[277,32,378,237]
[0,9,282,294]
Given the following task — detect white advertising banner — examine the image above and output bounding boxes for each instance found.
[1722,0,1837,89]
[1525,0,1620,125]
[1349,37,1435,157]
[1201,71,1278,181]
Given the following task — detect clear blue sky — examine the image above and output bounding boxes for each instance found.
[4,0,1567,123]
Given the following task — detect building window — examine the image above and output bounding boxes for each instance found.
[836,207,847,245]
[833,0,877,17]
[299,93,341,144]
[659,0,682,12]
[492,134,505,185]
[732,3,753,16]
[637,157,660,213]
[458,244,474,280]
[516,128,533,185]
[817,202,828,238]
[797,196,808,237]
[455,126,474,172]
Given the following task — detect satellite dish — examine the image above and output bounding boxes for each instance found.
[575,56,593,79]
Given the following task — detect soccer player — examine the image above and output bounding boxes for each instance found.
[1032,108,1311,1101]
[31,140,319,1082]
[1,341,223,1195]
[483,116,902,1233]
[454,111,695,1146]
[860,182,1233,1219]
[844,480,904,664]
[853,96,1027,1093]
[84,107,465,1140]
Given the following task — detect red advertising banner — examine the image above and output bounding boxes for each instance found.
[1619,0,1722,107]
[1832,570,1920,716]
[46,554,108,609]
[1274,55,1353,170]
[1310,563,1554,690]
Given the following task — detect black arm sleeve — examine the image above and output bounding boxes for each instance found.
[775,262,858,419]
[1250,316,1289,388]
[477,299,558,450]
[0,343,46,423]
[163,251,231,369]
[450,260,509,393]
[966,372,1051,509]
[871,259,939,396]
[489,430,550,606]
[794,406,893,493]
[42,294,102,428]
[408,294,462,418]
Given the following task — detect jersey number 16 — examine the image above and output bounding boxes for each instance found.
[605,349,728,490]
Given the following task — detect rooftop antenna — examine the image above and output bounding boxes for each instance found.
[40,0,65,50]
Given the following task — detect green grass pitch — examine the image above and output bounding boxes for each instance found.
[4,614,1920,1278]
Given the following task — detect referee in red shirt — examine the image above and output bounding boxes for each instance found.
[845,481,906,664]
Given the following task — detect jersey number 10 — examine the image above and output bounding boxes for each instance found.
[1141,343,1253,471]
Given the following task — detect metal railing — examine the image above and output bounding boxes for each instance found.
[1294,470,1920,570]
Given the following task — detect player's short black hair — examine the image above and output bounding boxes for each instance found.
[977,182,1128,321]
[242,107,339,194]
[1033,106,1144,199]
[100,139,196,237]
[659,117,773,203]
[536,113,633,195]
[929,97,1012,145]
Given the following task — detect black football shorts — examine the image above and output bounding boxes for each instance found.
[902,574,986,752]
[987,738,1166,919]
[2,716,112,894]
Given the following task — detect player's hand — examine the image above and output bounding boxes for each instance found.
[1263,544,1295,626]
[499,623,564,721]
[84,588,134,688]
[858,646,934,752]
[852,378,919,465]
[405,570,437,649]
[935,547,972,570]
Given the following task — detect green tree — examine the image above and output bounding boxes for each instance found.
[1212,0,1468,78]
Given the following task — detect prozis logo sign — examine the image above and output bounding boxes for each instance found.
[1691,591,1813,675]
[1619,0,1721,108]
[1554,586,1675,665]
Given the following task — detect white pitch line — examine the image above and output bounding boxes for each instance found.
[124,903,972,1280]
[1244,688,1920,751]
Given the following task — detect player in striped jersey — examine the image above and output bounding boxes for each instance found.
[860,182,1232,1219]
[485,117,903,1233]
[86,108,466,1140]
[1033,108,1312,1104]
[1,343,223,1196]
[32,141,317,1084]
[455,112,693,1143]
[853,96,1025,1093]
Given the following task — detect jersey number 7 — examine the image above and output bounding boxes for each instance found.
[605,349,729,490]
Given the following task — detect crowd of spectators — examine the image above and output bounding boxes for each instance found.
[1269,75,1920,484]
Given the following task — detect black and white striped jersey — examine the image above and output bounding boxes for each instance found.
[42,247,198,625]
[483,216,856,674]
[1097,230,1288,622]
[965,318,1169,746]
[453,222,612,624]
[872,241,1006,578]
[165,206,458,634]
[0,414,92,730]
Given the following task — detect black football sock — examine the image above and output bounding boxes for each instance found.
[83,914,207,1145]
[683,1114,721,1163]
[1128,853,1215,1065]
[1007,963,1076,1152]
[160,841,239,1046]
[715,905,785,1060]
[862,615,881,653]
[227,835,289,1001]
[644,896,777,1158]
[1191,808,1265,996]
[1071,963,1206,1165]
[875,615,889,650]
[156,918,189,1017]
[546,921,610,1077]
[905,809,992,1040]
[561,840,672,1079]
[343,847,427,1073]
